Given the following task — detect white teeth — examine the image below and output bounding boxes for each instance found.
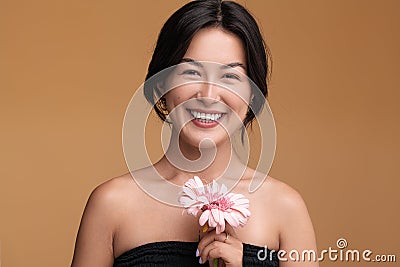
[189,110,223,122]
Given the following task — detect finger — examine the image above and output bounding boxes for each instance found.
[206,242,242,266]
[199,240,229,265]
[198,229,228,253]
[208,245,225,263]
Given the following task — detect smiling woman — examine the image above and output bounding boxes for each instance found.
[71,1,318,266]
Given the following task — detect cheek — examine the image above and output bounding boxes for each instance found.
[165,85,199,109]
[224,86,252,118]
[225,96,249,119]
[223,87,251,112]
[163,75,183,109]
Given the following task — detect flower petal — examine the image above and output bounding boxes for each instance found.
[209,209,217,227]
[197,195,209,204]
[184,178,197,188]
[194,176,205,194]
[182,187,197,200]
[187,207,200,216]
[220,183,228,195]
[216,220,225,234]
[232,198,250,205]
[179,196,196,207]
[209,209,221,227]
[212,180,218,193]
[232,206,251,217]
[199,209,210,226]
[218,209,225,225]
[224,212,240,227]
[181,178,251,232]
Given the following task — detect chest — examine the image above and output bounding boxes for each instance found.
[113,192,279,258]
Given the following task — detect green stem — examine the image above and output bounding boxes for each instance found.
[213,258,218,267]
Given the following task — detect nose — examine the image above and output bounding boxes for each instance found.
[196,82,221,104]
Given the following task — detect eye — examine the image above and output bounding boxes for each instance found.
[181,69,201,76]
[223,73,240,80]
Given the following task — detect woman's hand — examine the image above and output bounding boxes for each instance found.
[197,224,243,267]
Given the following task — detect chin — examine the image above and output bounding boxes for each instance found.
[180,126,229,149]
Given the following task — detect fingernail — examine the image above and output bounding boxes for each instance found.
[199,257,203,264]
[196,248,200,257]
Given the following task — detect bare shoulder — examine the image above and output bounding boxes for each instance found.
[247,174,311,222]
[71,173,139,266]
[263,176,307,210]
[90,173,136,199]
[245,173,306,206]
[86,173,141,214]
[261,176,318,258]
[85,173,145,224]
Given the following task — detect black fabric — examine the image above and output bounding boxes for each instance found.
[114,241,279,267]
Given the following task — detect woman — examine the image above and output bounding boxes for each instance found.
[71,0,318,266]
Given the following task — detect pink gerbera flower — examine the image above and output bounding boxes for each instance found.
[179,176,251,234]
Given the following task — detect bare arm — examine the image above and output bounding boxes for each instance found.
[277,185,319,267]
[71,181,120,267]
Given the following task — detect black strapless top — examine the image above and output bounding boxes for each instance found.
[114,241,279,267]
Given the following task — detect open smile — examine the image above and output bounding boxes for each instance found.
[187,109,225,128]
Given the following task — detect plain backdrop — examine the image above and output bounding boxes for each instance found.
[1,0,399,266]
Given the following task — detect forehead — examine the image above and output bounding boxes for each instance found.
[183,27,246,67]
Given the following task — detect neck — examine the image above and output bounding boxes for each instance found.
[159,129,246,185]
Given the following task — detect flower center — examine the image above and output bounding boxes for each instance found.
[201,196,233,211]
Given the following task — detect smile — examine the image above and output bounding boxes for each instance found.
[188,109,224,124]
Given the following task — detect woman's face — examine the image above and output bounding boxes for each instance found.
[162,27,252,148]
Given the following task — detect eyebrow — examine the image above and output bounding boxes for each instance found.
[181,58,246,70]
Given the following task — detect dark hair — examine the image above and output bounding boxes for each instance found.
[144,0,271,128]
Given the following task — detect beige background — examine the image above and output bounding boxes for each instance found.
[1,0,399,266]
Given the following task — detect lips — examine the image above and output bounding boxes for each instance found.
[187,109,225,128]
